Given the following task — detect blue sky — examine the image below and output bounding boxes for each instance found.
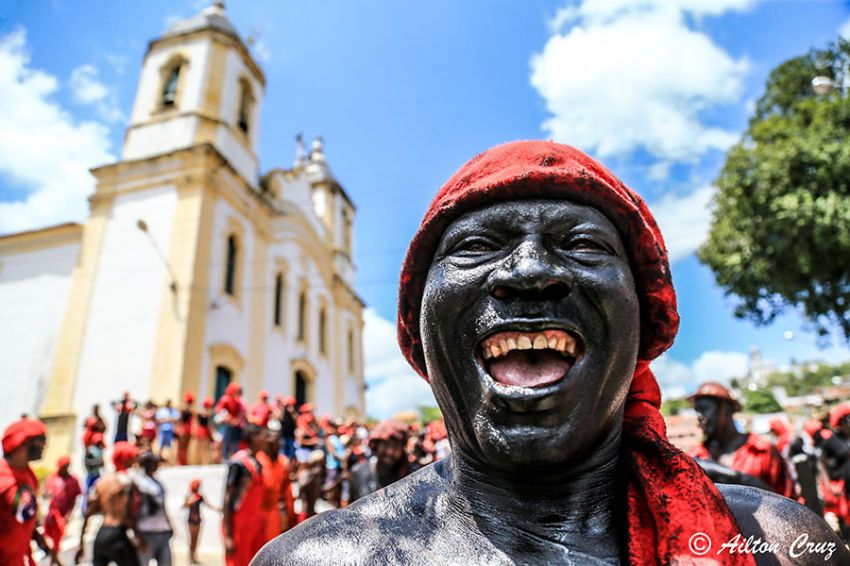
[2,0,849,417]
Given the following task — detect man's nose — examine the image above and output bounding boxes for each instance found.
[488,237,572,302]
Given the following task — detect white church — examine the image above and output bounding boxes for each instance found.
[0,1,366,463]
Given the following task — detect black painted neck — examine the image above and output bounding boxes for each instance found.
[447,427,623,537]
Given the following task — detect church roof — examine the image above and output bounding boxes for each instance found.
[162,1,238,42]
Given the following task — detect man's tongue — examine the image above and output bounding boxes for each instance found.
[488,350,572,388]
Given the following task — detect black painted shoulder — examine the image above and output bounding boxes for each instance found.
[718,484,850,565]
[251,462,448,566]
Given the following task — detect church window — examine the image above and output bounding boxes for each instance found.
[297,290,307,342]
[214,365,233,402]
[348,327,355,372]
[319,307,327,355]
[237,79,254,134]
[224,235,238,296]
[294,371,308,406]
[273,273,284,327]
[161,65,181,108]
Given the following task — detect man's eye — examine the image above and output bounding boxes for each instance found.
[452,239,497,254]
[562,238,609,254]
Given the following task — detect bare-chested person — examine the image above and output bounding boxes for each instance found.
[75,441,143,566]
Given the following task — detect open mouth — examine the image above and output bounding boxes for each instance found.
[479,329,583,389]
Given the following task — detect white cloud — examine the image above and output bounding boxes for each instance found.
[531,0,751,162]
[69,64,124,123]
[0,28,113,234]
[363,308,436,419]
[840,16,850,40]
[649,185,715,262]
[652,349,749,399]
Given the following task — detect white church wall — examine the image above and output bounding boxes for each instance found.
[72,186,178,429]
[200,198,255,398]
[0,242,79,433]
[211,49,263,183]
[124,115,200,162]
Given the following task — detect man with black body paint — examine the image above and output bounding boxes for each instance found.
[254,141,847,565]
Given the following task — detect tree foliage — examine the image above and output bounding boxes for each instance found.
[699,39,850,340]
[765,360,850,397]
[743,388,783,414]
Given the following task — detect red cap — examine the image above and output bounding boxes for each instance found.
[768,418,789,436]
[283,396,296,406]
[259,390,269,400]
[190,478,201,492]
[203,397,214,409]
[803,419,823,439]
[300,403,314,413]
[225,382,241,396]
[56,455,71,469]
[112,441,139,471]
[830,402,850,429]
[2,418,46,454]
[688,382,742,412]
[184,392,195,404]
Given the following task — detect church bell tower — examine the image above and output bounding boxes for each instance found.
[123,0,265,183]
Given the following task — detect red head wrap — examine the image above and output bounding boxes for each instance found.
[259,390,269,400]
[2,418,46,454]
[56,455,71,469]
[190,478,201,492]
[203,397,214,409]
[300,403,314,413]
[396,140,753,565]
[830,402,850,429]
[283,396,296,406]
[112,441,139,471]
[184,392,195,404]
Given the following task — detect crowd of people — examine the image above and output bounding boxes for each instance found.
[6,377,850,563]
[0,386,451,566]
[687,381,850,545]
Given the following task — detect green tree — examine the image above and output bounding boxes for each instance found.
[419,405,442,424]
[699,38,850,340]
[743,388,783,414]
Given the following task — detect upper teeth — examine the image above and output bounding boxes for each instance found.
[481,330,577,360]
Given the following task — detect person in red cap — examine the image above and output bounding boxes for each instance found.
[278,395,298,459]
[76,441,143,565]
[0,417,59,565]
[216,382,246,460]
[183,478,220,564]
[82,403,107,449]
[257,425,295,542]
[194,397,215,465]
[255,141,847,565]
[42,455,81,555]
[821,402,850,540]
[176,392,196,465]
[294,403,320,464]
[250,389,272,427]
[222,424,267,566]
[688,381,795,498]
